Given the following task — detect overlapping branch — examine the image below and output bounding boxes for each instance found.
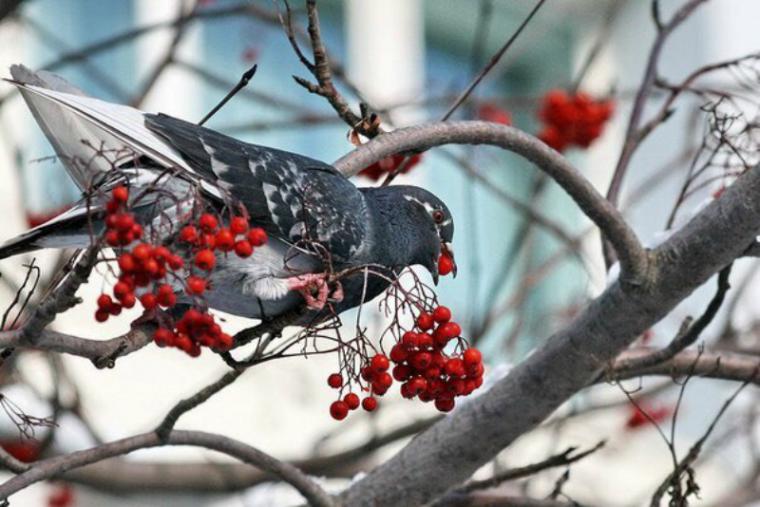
[0,430,334,506]
[333,121,649,282]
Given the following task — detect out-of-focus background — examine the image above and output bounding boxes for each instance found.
[0,0,759,505]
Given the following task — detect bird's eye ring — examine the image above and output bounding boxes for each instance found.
[432,210,445,223]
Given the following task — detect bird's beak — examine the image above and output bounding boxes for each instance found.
[443,242,457,278]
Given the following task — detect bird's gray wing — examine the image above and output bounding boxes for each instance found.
[144,113,371,263]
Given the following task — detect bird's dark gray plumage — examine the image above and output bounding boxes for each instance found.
[0,64,456,323]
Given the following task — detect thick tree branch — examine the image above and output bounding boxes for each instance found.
[333,121,649,282]
[340,162,760,506]
[0,430,334,506]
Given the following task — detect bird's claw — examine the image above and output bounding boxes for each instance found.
[287,273,343,311]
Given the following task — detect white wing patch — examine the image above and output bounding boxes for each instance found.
[200,139,233,178]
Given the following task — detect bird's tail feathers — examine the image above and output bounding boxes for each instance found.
[0,205,96,260]
[6,64,190,190]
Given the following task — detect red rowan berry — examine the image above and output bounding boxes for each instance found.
[432,306,451,323]
[329,400,349,420]
[156,284,176,307]
[416,312,434,330]
[463,348,482,366]
[154,328,173,347]
[194,249,216,271]
[95,309,109,322]
[344,393,360,410]
[199,213,218,233]
[105,230,120,246]
[180,225,198,243]
[186,276,207,295]
[435,397,455,413]
[402,331,419,348]
[140,293,157,310]
[392,364,411,381]
[132,243,151,262]
[247,227,268,246]
[327,373,343,389]
[389,344,408,363]
[121,293,136,309]
[438,254,454,276]
[96,294,113,309]
[411,352,432,370]
[112,186,129,203]
[230,216,248,235]
[215,228,235,251]
[370,354,390,372]
[362,396,377,412]
[168,255,184,270]
[234,240,253,258]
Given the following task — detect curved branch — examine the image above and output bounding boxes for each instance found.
[0,430,333,507]
[333,121,648,281]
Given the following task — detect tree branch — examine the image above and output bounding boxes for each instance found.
[611,348,760,385]
[0,430,334,506]
[455,441,604,495]
[340,161,760,506]
[333,121,649,282]
[608,263,732,376]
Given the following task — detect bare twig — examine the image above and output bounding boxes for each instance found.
[457,441,605,494]
[155,368,246,439]
[198,64,258,126]
[606,0,709,208]
[440,0,548,121]
[650,376,753,506]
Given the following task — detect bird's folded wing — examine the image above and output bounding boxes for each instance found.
[145,113,372,262]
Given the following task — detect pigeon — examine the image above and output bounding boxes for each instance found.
[0,65,456,323]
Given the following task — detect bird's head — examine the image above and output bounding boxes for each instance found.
[396,186,456,285]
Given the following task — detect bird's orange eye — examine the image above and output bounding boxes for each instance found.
[432,210,445,223]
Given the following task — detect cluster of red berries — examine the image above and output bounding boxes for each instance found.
[94,240,185,323]
[359,153,423,181]
[154,308,233,356]
[389,306,483,412]
[326,359,386,420]
[178,213,267,264]
[537,90,614,152]
[103,185,143,247]
[94,185,268,357]
[326,306,484,420]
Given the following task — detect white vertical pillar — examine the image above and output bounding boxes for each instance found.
[345,0,425,126]
[135,0,202,118]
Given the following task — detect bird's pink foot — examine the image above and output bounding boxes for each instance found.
[287,273,343,310]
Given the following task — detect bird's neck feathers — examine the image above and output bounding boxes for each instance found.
[361,187,437,270]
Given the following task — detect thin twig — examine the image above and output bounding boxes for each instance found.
[440,0,549,121]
